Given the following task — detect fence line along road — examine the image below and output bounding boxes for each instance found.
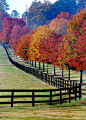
[0,43,81,107]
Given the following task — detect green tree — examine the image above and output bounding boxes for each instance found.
[0,2,5,13]
[54,0,77,16]
[11,10,20,18]
[0,0,9,11]
[22,1,55,31]
[76,0,86,12]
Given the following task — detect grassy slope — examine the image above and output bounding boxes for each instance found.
[0,45,86,120]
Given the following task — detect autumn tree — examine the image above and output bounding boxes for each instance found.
[15,31,34,61]
[0,17,26,43]
[56,11,70,19]
[9,25,28,49]
[0,17,13,43]
[49,12,70,34]
[58,7,86,83]
[29,25,53,62]
[49,18,69,34]
[39,32,63,74]
[0,13,9,33]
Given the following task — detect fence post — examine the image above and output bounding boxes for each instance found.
[60,89,62,104]
[45,74,47,82]
[75,83,77,101]
[49,75,50,84]
[41,72,43,81]
[56,79,57,88]
[54,77,55,87]
[62,79,64,88]
[50,90,52,105]
[67,81,69,92]
[60,79,61,89]
[32,89,34,107]
[11,90,14,107]
[67,81,69,88]
[65,80,66,91]
[58,78,59,89]
[73,82,74,93]
[51,76,52,85]
[69,84,71,103]
[79,83,81,99]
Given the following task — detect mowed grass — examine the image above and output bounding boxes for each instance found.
[0,45,86,120]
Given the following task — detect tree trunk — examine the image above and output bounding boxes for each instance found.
[54,66,55,75]
[39,62,40,69]
[43,63,45,71]
[62,68,63,77]
[68,68,70,80]
[47,64,48,73]
[32,61,33,66]
[35,61,36,68]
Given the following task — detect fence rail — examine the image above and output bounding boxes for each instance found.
[0,44,82,107]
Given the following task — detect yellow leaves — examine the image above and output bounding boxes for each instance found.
[29,25,53,61]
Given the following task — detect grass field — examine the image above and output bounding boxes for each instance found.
[0,45,86,120]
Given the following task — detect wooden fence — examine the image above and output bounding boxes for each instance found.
[0,85,81,107]
[0,44,82,107]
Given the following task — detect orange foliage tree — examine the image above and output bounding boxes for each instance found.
[29,25,53,62]
[15,32,34,61]
[58,8,86,83]
[28,25,53,69]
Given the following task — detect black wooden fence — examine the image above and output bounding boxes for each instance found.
[0,44,81,107]
[0,84,81,107]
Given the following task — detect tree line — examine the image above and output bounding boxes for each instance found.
[0,0,86,83]
[0,7,86,83]
[22,0,86,31]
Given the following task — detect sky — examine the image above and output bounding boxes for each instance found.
[6,0,57,17]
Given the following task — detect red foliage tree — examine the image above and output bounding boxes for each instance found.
[56,11,70,20]
[68,22,86,83]
[1,17,13,43]
[9,25,28,49]
[0,13,9,33]
[0,17,26,43]
[39,32,63,74]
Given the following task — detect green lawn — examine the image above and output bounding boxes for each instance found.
[0,45,86,120]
